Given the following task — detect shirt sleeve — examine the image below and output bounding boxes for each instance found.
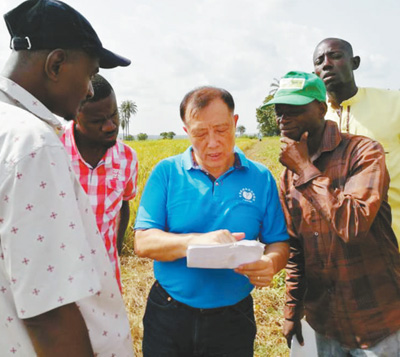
[122,147,139,201]
[134,161,168,231]
[1,145,101,318]
[280,173,306,321]
[294,138,389,243]
[122,150,139,201]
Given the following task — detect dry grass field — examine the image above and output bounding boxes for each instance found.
[121,137,289,357]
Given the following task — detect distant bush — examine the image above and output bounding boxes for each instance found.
[137,133,148,141]
[160,131,176,139]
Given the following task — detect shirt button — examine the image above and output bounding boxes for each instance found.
[215,182,219,186]
[314,232,319,237]
[167,297,172,301]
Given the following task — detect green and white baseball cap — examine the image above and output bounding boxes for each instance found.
[262,71,326,107]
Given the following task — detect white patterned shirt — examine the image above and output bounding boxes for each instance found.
[0,76,134,356]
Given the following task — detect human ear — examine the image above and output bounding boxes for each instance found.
[233,114,239,127]
[44,49,67,81]
[352,56,360,71]
[319,101,328,118]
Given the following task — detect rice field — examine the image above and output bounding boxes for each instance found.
[121,137,289,357]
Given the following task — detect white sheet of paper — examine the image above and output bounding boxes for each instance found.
[186,240,264,269]
[290,319,318,357]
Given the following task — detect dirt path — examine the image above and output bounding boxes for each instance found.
[241,138,282,180]
[244,139,270,164]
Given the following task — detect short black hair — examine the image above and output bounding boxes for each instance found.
[88,74,114,103]
[317,38,354,57]
[180,86,235,123]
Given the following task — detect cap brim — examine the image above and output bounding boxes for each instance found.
[261,94,314,108]
[97,47,131,69]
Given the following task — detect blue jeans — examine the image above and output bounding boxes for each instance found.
[142,281,257,357]
[315,330,400,356]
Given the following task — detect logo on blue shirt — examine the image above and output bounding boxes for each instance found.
[239,188,256,202]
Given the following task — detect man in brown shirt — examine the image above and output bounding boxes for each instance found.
[263,71,400,355]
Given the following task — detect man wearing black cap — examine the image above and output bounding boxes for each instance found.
[0,1,133,356]
[263,71,400,356]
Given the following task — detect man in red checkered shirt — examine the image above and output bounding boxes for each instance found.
[61,74,138,291]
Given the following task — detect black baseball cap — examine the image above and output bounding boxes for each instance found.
[4,0,131,69]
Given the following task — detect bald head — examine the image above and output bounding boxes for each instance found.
[314,38,354,59]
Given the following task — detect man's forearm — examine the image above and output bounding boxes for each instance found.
[23,303,93,356]
[134,228,194,261]
[134,228,244,262]
[264,241,290,274]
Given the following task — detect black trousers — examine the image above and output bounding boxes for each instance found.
[142,281,257,357]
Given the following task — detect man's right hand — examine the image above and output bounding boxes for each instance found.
[135,228,245,262]
[283,318,304,348]
[189,230,245,245]
[279,132,312,175]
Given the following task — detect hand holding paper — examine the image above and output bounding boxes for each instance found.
[186,240,264,269]
[188,229,245,246]
[235,241,289,287]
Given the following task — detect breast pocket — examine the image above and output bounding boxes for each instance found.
[105,178,125,217]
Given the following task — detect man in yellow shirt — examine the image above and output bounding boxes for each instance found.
[313,38,400,248]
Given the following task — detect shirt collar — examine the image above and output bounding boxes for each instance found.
[64,120,119,170]
[312,120,342,161]
[64,121,81,160]
[105,140,120,172]
[0,76,63,136]
[327,87,365,108]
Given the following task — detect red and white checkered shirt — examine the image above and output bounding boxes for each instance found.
[61,121,138,290]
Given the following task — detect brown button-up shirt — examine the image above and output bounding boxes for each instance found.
[280,120,400,349]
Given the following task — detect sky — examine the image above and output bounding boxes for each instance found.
[0,0,399,136]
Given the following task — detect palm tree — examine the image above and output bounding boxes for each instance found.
[120,118,126,139]
[119,100,138,139]
[269,77,280,96]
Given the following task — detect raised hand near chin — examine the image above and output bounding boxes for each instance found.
[279,131,312,174]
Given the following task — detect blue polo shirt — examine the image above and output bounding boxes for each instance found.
[135,147,288,308]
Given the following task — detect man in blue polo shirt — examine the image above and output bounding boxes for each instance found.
[134,86,289,357]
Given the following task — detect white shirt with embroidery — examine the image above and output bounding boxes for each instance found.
[0,76,134,356]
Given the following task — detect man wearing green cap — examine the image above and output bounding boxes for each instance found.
[263,71,400,356]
